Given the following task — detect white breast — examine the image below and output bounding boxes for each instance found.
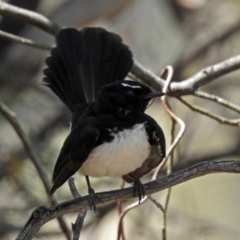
[79,123,150,177]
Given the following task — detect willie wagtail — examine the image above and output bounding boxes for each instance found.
[43,27,166,210]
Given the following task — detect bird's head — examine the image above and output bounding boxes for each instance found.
[94,80,165,119]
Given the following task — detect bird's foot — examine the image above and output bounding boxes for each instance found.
[133,178,145,203]
[88,187,98,212]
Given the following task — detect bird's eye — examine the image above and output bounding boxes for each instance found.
[126,90,134,97]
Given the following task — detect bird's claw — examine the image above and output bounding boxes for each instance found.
[88,187,98,212]
[133,179,145,203]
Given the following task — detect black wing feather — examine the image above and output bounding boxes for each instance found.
[50,119,99,195]
[145,114,166,159]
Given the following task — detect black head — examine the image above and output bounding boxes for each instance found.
[94,80,164,119]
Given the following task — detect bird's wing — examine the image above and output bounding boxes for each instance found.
[50,118,100,194]
[145,114,166,159]
[122,115,166,182]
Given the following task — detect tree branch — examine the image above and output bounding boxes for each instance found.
[68,177,87,240]
[0,1,61,35]
[170,54,240,95]
[194,90,240,114]
[178,97,240,126]
[0,102,71,240]
[132,54,240,96]
[0,30,51,50]
[1,1,240,97]
[16,160,240,240]
[130,60,166,90]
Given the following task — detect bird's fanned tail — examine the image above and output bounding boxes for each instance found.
[43,28,133,113]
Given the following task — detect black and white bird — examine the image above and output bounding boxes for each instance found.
[44,27,166,210]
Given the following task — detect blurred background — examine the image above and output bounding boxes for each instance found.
[0,0,240,239]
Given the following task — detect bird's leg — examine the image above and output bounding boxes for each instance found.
[127,174,145,203]
[85,176,98,212]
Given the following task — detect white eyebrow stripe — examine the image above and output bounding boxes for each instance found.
[122,83,141,89]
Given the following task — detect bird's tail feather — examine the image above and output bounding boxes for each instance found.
[43,27,133,112]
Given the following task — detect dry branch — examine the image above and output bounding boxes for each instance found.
[0,30,51,50]
[170,54,240,95]
[1,1,240,97]
[68,177,87,240]
[179,97,240,126]
[0,1,60,35]
[194,90,240,114]
[17,160,240,240]
[0,102,71,240]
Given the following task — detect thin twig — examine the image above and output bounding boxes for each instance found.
[68,177,81,198]
[152,66,186,180]
[149,67,176,217]
[0,1,61,35]
[194,90,240,114]
[117,195,149,240]
[117,193,148,240]
[178,97,240,126]
[162,187,171,240]
[0,102,71,240]
[148,195,165,212]
[17,160,240,240]
[117,180,126,240]
[162,119,176,240]
[0,102,50,196]
[0,30,51,50]
[152,115,184,178]
[68,177,87,240]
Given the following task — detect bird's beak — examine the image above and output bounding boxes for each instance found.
[142,91,165,100]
